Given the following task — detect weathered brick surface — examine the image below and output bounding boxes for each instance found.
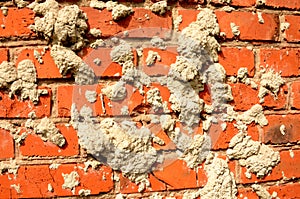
[0,1,299,198]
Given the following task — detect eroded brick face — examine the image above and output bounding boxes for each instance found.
[0,0,299,198]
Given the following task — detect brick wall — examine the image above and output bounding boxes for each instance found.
[0,0,299,198]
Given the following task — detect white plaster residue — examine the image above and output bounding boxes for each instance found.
[237,67,248,83]
[0,61,17,88]
[258,68,285,103]
[85,90,97,103]
[62,171,80,194]
[49,163,61,170]
[29,0,88,51]
[257,12,264,24]
[34,50,43,64]
[256,0,266,6]
[89,28,102,38]
[200,153,237,199]
[83,159,101,172]
[11,184,21,194]
[180,134,211,168]
[1,7,8,16]
[230,22,240,37]
[116,193,125,199]
[111,4,133,21]
[150,1,167,15]
[289,149,294,158]
[170,56,198,82]
[93,58,102,66]
[121,106,129,115]
[101,82,127,101]
[146,88,163,111]
[0,159,19,177]
[34,117,66,147]
[237,104,268,127]
[174,15,182,31]
[90,39,106,49]
[221,6,235,12]
[50,45,82,76]
[227,131,280,178]
[78,189,91,196]
[90,0,106,9]
[280,124,286,135]
[110,41,134,65]
[281,22,290,39]
[180,8,220,62]
[150,36,166,50]
[48,183,54,192]
[13,0,28,8]
[251,184,272,199]
[160,114,175,132]
[146,50,161,66]
[150,193,164,199]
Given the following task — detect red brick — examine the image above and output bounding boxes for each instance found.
[219,47,255,76]
[268,183,300,199]
[9,163,113,198]
[0,174,12,198]
[291,80,300,109]
[153,159,198,189]
[231,0,256,7]
[0,88,51,118]
[237,188,259,199]
[0,48,8,63]
[142,48,177,76]
[209,121,259,150]
[264,0,300,10]
[240,150,300,183]
[80,47,123,77]
[216,11,279,41]
[178,9,199,31]
[284,15,300,42]
[20,124,78,157]
[0,129,14,159]
[230,83,287,111]
[196,163,208,187]
[82,7,172,38]
[119,173,166,194]
[15,48,62,79]
[260,48,300,77]
[57,85,106,117]
[262,114,300,144]
[0,8,34,38]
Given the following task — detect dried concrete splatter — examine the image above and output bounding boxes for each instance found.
[62,171,80,194]
[146,50,161,66]
[150,1,167,15]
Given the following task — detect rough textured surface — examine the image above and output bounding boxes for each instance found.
[150,1,167,15]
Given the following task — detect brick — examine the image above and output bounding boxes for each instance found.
[119,173,166,194]
[178,9,199,31]
[0,48,8,63]
[240,150,300,183]
[57,85,105,117]
[262,114,300,144]
[237,188,259,199]
[0,8,34,38]
[0,88,51,118]
[284,15,300,42]
[0,129,14,159]
[216,11,279,41]
[291,80,300,109]
[82,7,172,38]
[231,0,256,7]
[142,48,177,76]
[264,0,300,10]
[260,48,300,77]
[80,47,123,77]
[20,124,78,157]
[230,83,287,111]
[15,48,62,79]
[8,163,113,198]
[268,183,300,199]
[208,121,259,150]
[219,47,255,76]
[196,163,207,187]
[153,159,198,189]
